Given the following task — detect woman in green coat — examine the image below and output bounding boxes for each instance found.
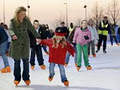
[9,6,40,86]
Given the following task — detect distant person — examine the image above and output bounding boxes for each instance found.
[88,19,99,57]
[4,24,12,56]
[117,26,120,43]
[96,16,110,53]
[29,20,46,70]
[0,26,11,73]
[40,24,49,55]
[109,23,119,46]
[73,20,92,71]
[65,23,77,67]
[56,22,69,39]
[9,6,40,86]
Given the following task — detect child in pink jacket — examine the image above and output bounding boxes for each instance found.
[73,20,92,71]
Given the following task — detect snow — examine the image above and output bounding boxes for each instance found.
[0,43,120,90]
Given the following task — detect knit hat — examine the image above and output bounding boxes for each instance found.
[55,27,67,36]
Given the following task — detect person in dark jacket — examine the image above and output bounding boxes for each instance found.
[109,24,119,46]
[96,16,110,53]
[65,23,77,67]
[29,20,46,70]
[117,26,120,43]
[39,24,49,55]
[0,26,11,73]
[56,22,69,39]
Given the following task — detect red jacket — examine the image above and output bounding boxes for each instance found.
[41,39,75,65]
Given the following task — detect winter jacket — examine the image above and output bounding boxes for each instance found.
[88,26,99,44]
[9,18,40,60]
[41,39,75,65]
[0,27,8,44]
[73,27,91,46]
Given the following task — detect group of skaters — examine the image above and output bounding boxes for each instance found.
[0,6,120,87]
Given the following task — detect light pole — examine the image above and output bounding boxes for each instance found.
[3,0,5,23]
[64,3,68,27]
[84,5,87,20]
[27,0,30,17]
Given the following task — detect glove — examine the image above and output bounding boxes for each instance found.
[84,36,89,40]
[72,43,76,46]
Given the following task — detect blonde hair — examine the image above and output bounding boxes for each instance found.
[52,35,67,48]
[14,6,27,26]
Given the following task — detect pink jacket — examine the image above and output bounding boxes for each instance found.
[73,27,91,46]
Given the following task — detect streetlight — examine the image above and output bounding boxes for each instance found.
[64,3,68,27]
[27,0,30,17]
[84,5,87,20]
[3,0,5,23]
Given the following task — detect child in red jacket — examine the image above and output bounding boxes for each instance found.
[40,28,75,86]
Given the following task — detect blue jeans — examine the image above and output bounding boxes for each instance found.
[42,45,48,52]
[49,63,67,83]
[0,40,9,68]
[65,45,77,64]
[14,59,30,81]
[30,45,44,66]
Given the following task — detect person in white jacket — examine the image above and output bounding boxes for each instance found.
[88,19,99,57]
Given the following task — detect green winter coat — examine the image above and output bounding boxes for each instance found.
[9,18,40,60]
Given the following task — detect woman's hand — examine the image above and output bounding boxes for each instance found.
[12,35,17,40]
[36,39,41,44]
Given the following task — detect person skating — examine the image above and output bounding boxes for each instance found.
[0,26,11,73]
[109,23,119,46]
[9,6,41,86]
[29,20,46,70]
[65,23,77,67]
[73,20,92,71]
[96,16,110,53]
[40,27,75,86]
[88,19,99,57]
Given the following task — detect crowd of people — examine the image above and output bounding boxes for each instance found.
[0,6,120,87]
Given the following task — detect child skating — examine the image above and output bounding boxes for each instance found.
[73,20,92,71]
[40,27,75,86]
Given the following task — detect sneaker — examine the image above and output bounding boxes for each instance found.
[86,65,92,70]
[77,66,81,71]
[92,54,96,57]
[48,76,53,82]
[14,80,20,86]
[25,80,31,86]
[96,50,99,53]
[64,63,68,67]
[31,66,35,70]
[63,80,69,86]
[103,51,107,53]
[40,65,46,70]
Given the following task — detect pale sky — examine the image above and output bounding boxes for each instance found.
[0,0,118,29]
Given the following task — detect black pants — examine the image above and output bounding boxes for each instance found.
[97,34,107,51]
[110,35,118,45]
[14,59,30,81]
[30,45,44,66]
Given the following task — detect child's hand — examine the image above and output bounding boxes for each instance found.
[36,39,41,44]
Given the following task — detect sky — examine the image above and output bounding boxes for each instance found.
[0,0,119,29]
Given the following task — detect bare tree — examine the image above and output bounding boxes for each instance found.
[53,16,65,29]
[90,1,104,30]
[107,0,120,25]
